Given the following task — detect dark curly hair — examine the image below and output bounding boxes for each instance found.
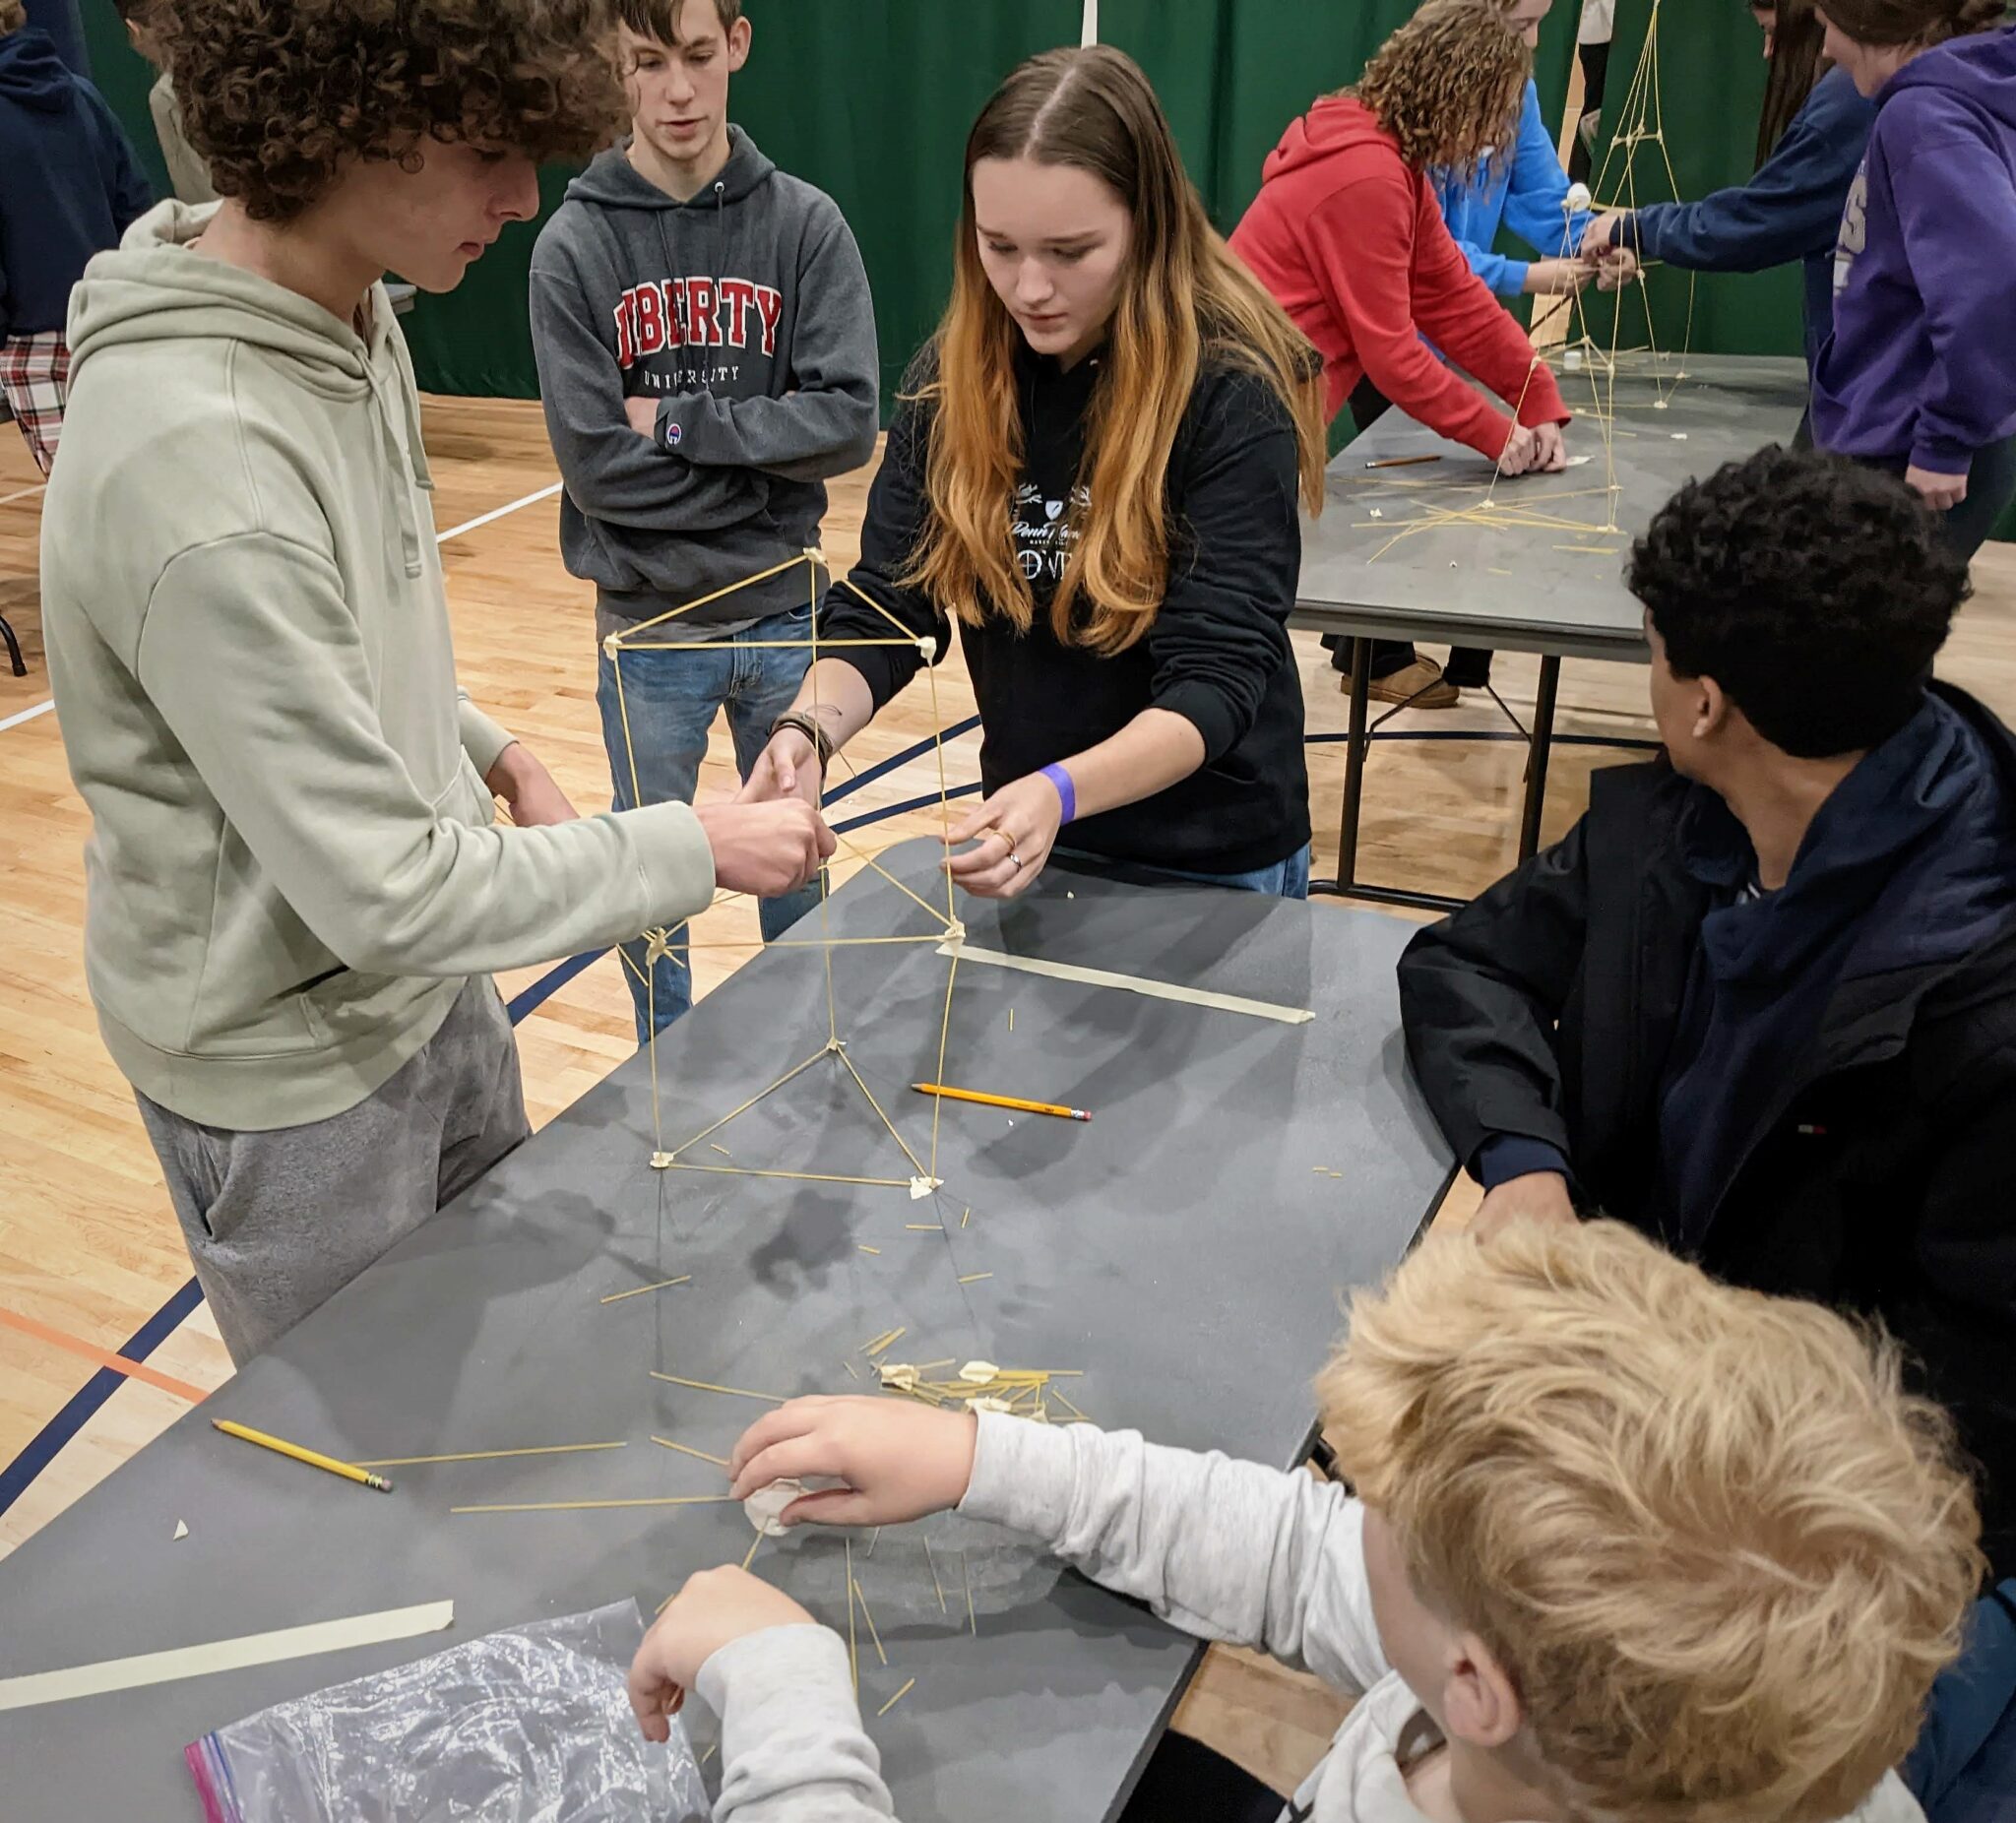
[1629,446,1969,758]
[158,0,629,224]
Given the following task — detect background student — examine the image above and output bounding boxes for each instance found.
[743,46,1327,902]
[532,0,878,1041]
[1808,0,2016,555]
[1229,0,1574,711]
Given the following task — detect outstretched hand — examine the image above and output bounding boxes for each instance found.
[627,1567,814,1741]
[693,798,835,897]
[1497,421,1570,477]
[1906,464,1967,513]
[738,728,825,812]
[943,772,1067,899]
[727,1396,979,1530]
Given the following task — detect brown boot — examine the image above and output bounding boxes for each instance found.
[1340,656,1459,709]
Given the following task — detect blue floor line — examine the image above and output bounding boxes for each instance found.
[0,1275,206,1521]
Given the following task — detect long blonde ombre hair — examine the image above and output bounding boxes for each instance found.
[903,46,1326,658]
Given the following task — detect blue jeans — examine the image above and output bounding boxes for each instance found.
[1053,843,1312,900]
[597,605,823,1042]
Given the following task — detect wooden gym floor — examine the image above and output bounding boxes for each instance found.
[4,402,2013,1792]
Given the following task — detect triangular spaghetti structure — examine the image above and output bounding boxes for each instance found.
[603,550,970,1193]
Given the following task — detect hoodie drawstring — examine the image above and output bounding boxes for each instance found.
[362,360,425,579]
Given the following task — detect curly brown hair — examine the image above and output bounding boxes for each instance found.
[1351,0,1532,170]
[159,0,629,223]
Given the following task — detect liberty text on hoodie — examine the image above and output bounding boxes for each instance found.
[1230,94,1568,455]
[41,202,718,1131]
[530,128,879,642]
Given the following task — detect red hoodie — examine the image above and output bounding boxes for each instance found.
[1229,95,1568,459]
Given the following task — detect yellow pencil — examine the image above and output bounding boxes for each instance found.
[212,1419,394,1493]
[911,1083,1090,1123]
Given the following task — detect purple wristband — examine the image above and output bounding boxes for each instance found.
[1040,763,1077,826]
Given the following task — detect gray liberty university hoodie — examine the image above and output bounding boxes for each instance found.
[530,128,878,640]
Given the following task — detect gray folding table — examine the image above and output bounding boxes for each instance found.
[1292,352,1809,910]
[0,843,1452,1822]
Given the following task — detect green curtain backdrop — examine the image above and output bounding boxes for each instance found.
[407,0,1082,402]
[60,0,2013,538]
[78,0,171,200]
[1100,0,1575,240]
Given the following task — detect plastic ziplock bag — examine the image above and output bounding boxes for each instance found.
[185,1599,709,1823]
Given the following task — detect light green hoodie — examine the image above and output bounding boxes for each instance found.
[42,202,715,1131]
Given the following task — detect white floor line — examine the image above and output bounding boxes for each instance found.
[2,476,560,734]
[0,698,53,732]
[0,482,47,509]
[436,480,563,544]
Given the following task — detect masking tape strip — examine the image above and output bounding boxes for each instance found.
[0,1600,455,1712]
[936,941,1314,1026]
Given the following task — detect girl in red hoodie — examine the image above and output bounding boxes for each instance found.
[1231,0,1574,706]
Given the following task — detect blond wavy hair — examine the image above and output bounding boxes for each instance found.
[1352,0,1532,170]
[903,45,1326,657]
[1321,1220,1983,1823]
[0,0,26,34]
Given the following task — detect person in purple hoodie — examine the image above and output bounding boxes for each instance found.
[1811,0,2016,558]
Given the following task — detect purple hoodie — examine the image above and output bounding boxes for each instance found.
[1811,27,2016,474]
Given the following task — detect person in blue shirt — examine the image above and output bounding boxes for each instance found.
[1339,0,1590,704]
[1580,0,1876,382]
[1431,72,1594,300]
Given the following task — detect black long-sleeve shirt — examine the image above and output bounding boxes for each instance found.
[822,344,1310,876]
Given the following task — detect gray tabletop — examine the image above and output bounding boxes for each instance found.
[1292,352,1810,661]
[0,844,1452,1823]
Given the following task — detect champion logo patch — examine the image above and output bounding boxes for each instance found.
[664,421,683,447]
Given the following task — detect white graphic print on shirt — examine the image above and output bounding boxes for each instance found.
[1834,159,1868,295]
[1012,482,1093,583]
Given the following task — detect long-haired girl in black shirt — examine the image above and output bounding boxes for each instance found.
[741,45,1327,900]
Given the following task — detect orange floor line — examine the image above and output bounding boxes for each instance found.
[0,1306,207,1404]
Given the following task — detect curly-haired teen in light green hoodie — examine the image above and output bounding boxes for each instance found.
[40,156,832,1359]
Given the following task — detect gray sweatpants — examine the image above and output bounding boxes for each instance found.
[136,977,531,1366]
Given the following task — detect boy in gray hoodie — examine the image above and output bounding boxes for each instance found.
[39,0,832,1364]
[531,0,879,1042]
[631,1223,1981,1823]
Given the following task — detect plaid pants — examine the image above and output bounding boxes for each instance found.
[1,331,70,476]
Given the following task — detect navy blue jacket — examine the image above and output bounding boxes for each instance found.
[1907,1582,2016,1823]
[1399,683,2016,1575]
[1622,67,1876,376]
[0,28,152,338]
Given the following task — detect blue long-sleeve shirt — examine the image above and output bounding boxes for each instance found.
[1622,66,1875,377]
[1431,80,1589,296]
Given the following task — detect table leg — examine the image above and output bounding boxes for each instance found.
[1310,639,1372,899]
[1311,639,1468,911]
[1517,656,1560,860]
[1337,638,1371,889]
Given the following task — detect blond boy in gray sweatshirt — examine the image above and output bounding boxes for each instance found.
[40,0,831,1362]
[635,1223,1981,1823]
